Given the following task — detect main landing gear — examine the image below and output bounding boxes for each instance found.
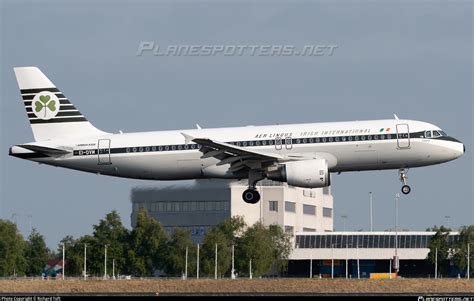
[242,170,264,204]
[242,188,260,204]
[399,168,411,195]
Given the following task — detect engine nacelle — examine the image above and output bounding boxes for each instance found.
[267,159,330,188]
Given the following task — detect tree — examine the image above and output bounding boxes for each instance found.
[453,225,474,276]
[163,229,196,277]
[268,224,293,274]
[200,216,246,277]
[56,235,95,276]
[92,211,129,276]
[216,216,246,243]
[201,228,231,277]
[237,222,275,277]
[25,228,49,276]
[426,225,451,276]
[127,207,167,276]
[0,220,27,276]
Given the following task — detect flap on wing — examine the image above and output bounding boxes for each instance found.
[181,133,282,173]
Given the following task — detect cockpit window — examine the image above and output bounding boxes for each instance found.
[439,131,447,136]
[432,131,441,137]
[425,131,431,138]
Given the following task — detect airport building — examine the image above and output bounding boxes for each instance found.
[131,179,334,241]
[289,231,461,278]
[131,182,458,278]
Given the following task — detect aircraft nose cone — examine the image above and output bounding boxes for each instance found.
[454,141,464,159]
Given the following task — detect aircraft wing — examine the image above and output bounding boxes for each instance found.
[181,133,283,173]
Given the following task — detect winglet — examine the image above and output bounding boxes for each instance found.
[394,114,399,120]
[181,132,195,145]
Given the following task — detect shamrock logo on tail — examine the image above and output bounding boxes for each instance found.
[35,95,57,118]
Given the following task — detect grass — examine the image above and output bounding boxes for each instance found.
[1,278,473,294]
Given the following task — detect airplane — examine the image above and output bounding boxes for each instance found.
[9,67,465,203]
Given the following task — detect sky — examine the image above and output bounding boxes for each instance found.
[0,0,472,249]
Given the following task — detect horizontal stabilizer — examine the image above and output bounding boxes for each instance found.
[18,144,71,155]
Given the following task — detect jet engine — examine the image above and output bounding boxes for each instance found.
[266,159,330,188]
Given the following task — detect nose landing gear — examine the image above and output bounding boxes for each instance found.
[399,168,411,194]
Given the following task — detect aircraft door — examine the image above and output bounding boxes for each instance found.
[98,139,112,164]
[285,137,293,150]
[275,137,282,150]
[396,124,410,149]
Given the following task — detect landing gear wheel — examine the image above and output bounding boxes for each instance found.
[398,168,411,195]
[242,189,260,204]
[401,185,411,195]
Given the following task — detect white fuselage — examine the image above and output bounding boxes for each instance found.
[11,119,464,181]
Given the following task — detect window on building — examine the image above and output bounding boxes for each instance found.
[332,235,338,247]
[329,235,337,247]
[374,235,380,248]
[348,235,355,247]
[308,235,315,247]
[183,202,192,211]
[401,235,407,248]
[323,235,330,247]
[198,201,206,211]
[269,201,278,212]
[379,235,384,248]
[368,235,373,248]
[323,207,332,218]
[356,235,363,248]
[285,201,296,212]
[285,225,294,234]
[341,235,347,248]
[295,236,302,248]
[316,235,322,248]
[389,235,396,248]
[362,235,369,248]
[386,235,392,248]
[223,201,230,211]
[303,204,316,215]
[172,202,179,212]
[403,235,410,248]
[303,227,316,232]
